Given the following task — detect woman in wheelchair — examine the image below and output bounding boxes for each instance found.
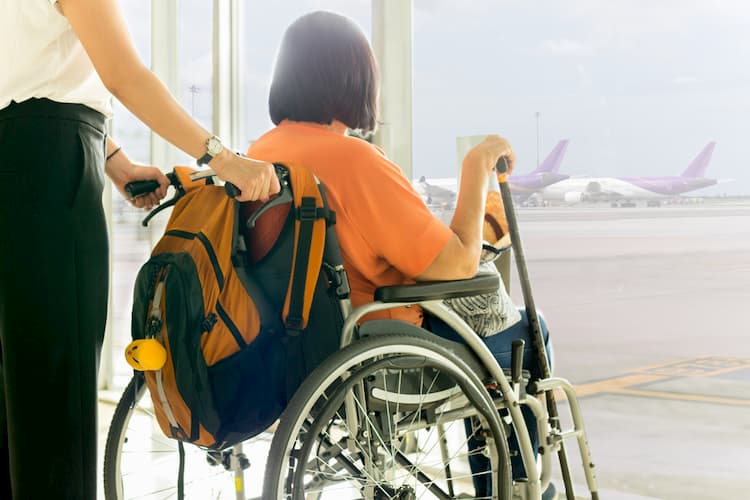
[248,10,556,499]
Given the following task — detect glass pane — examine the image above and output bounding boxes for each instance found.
[412,1,748,197]
[239,0,371,152]
[111,1,151,163]
[178,0,214,163]
[109,0,153,390]
[412,4,750,500]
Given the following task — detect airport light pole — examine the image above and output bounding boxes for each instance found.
[535,111,540,167]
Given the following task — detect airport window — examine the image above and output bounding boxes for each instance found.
[176,0,214,164]
[110,0,151,165]
[108,0,153,388]
[412,1,748,199]
[93,4,750,498]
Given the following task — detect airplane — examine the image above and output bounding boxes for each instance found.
[508,139,570,200]
[541,142,719,206]
[415,175,456,208]
[414,139,571,207]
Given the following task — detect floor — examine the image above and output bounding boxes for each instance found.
[97,202,750,499]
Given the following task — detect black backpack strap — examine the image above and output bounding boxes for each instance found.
[282,166,334,335]
[285,197,318,334]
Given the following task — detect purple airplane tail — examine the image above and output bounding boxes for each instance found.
[681,142,715,178]
[532,139,569,174]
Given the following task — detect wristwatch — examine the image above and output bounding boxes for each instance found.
[196,135,225,166]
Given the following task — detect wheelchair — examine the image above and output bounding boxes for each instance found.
[104,170,600,500]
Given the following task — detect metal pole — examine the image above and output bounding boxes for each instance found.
[497,158,578,500]
[150,0,179,247]
[371,0,413,178]
[213,0,242,148]
[535,111,540,168]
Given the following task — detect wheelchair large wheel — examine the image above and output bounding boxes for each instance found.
[263,333,512,499]
[103,373,264,499]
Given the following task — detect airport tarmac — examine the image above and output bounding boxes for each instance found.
[510,205,750,499]
[99,203,750,499]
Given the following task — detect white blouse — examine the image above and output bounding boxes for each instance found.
[0,0,112,116]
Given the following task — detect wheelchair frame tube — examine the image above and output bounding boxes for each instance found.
[523,394,552,493]
[534,378,600,496]
[341,300,542,499]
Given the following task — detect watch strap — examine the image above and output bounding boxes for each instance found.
[196,151,214,166]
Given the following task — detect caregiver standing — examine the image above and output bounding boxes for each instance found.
[0,0,278,497]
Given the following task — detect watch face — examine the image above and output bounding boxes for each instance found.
[207,136,224,156]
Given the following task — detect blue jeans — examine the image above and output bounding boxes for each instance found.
[426,309,552,492]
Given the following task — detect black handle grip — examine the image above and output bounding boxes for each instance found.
[224,182,241,198]
[124,180,160,199]
[224,163,289,200]
[511,339,525,384]
[495,156,510,174]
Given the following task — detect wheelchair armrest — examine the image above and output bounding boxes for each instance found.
[374,272,499,303]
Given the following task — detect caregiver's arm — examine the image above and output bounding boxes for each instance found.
[58,0,279,202]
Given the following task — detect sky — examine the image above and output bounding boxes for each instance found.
[408,0,750,194]
[114,0,750,195]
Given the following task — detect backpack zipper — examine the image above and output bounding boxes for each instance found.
[148,264,186,440]
[164,230,224,290]
[215,301,247,348]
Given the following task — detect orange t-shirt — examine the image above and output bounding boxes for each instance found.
[247,121,453,325]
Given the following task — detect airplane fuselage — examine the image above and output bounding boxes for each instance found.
[542,176,717,202]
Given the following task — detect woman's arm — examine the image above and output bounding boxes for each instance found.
[58,0,279,202]
[416,135,515,281]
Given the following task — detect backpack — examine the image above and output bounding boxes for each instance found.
[128,164,346,450]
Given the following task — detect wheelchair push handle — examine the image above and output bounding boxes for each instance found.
[224,181,241,198]
[124,175,175,200]
[125,165,291,227]
[123,164,284,202]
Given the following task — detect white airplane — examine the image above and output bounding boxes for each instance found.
[414,140,572,208]
[414,176,457,208]
[541,142,721,206]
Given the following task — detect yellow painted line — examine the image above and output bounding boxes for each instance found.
[614,388,750,406]
[572,373,668,398]
[542,357,750,403]
[634,356,750,377]
[631,357,696,373]
[692,363,750,378]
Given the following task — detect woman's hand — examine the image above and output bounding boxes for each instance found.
[418,134,515,281]
[463,135,515,175]
[209,151,281,202]
[105,150,169,210]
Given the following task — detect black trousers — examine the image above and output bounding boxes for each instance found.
[0,98,108,499]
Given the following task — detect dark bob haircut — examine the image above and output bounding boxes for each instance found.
[269,11,379,132]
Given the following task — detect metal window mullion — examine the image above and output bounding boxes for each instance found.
[372,0,413,179]
[213,0,242,149]
[149,0,179,248]
[151,0,180,170]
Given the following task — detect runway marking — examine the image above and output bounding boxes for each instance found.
[633,356,750,377]
[572,373,668,398]
[614,388,750,407]
[568,356,750,406]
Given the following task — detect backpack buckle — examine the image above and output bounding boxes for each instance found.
[297,198,318,221]
[285,316,303,336]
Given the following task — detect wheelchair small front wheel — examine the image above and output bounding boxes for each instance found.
[263,333,513,499]
[103,373,259,499]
